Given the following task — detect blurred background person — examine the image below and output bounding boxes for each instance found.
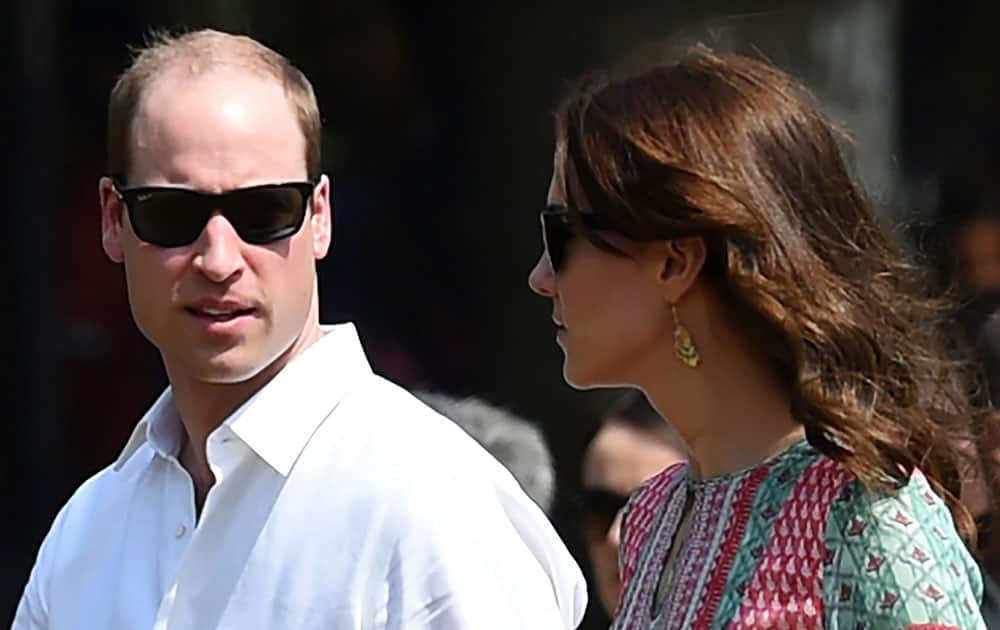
[579,390,686,620]
[947,208,1000,344]
[413,390,556,515]
[972,314,1000,576]
[963,312,1000,626]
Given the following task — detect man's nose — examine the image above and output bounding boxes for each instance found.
[190,213,246,282]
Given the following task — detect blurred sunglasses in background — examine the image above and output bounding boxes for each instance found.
[580,487,631,537]
[113,179,318,247]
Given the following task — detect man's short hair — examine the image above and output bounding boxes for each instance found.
[107,28,322,182]
[413,390,556,515]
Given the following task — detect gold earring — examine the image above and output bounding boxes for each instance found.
[672,304,700,368]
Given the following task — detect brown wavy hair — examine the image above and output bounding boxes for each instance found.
[555,44,985,544]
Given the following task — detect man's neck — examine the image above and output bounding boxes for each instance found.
[172,373,271,516]
[164,323,326,511]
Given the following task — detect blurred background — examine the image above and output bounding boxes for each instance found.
[8,0,1000,627]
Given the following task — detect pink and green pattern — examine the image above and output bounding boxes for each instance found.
[613,440,985,629]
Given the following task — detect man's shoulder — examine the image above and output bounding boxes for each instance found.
[335,374,489,454]
[316,375,526,503]
[58,443,155,521]
[29,442,155,569]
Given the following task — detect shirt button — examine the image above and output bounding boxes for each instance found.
[175,524,187,538]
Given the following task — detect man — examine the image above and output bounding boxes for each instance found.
[13,29,585,629]
[413,390,556,514]
[579,390,686,619]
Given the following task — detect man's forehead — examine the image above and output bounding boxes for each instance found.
[139,65,282,108]
[134,67,296,134]
[127,68,306,186]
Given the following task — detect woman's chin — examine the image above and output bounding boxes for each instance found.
[563,359,612,390]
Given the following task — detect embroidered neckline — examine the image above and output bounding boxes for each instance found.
[685,438,812,491]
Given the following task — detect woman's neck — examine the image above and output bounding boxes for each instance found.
[638,333,804,480]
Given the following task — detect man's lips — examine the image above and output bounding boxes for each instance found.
[184,300,258,321]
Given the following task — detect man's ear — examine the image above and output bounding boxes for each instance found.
[310,174,333,260]
[99,176,125,263]
[657,236,707,303]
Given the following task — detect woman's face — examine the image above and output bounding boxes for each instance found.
[528,146,670,388]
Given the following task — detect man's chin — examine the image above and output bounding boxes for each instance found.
[198,365,267,385]
[178,348,271,385]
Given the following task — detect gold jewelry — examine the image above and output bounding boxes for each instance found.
[672,304,700,368]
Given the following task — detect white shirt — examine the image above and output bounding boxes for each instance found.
[13,324,587,629]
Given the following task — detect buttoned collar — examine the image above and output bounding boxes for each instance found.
[114,323,373,476]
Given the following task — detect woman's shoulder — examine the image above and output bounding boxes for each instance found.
[826,469,957,534]
[823,469,973,557]
[822,469,985,628]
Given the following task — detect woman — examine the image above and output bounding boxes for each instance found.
[528,45,988,628]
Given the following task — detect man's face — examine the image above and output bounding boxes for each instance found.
[99,68,332,386]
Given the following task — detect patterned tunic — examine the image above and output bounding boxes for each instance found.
[613,440,986,629]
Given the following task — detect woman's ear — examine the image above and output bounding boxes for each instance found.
[657,236,707,303]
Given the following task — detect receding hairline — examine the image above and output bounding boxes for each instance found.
[109,28,322,180]
[124,31,308,115]
[126,29,292,79]
[132,65,300,125]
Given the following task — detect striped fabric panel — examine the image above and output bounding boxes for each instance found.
[618,461,687,599]
[687,464,769,629]
[706,447,838,628]
[728,456,854,629]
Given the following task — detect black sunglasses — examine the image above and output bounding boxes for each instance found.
[540,206,615,272]
[113,179,318,247]
[579,487,631,536]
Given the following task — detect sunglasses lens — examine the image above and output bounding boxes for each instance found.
[582,488,629,537]
[542,213,571,272]
[127,189,209,248]
[122,183,312,247]
[228,186,308,245]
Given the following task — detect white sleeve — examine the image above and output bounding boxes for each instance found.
[12,560,48,629]
[11,510,63,630]
[382,476,587,630]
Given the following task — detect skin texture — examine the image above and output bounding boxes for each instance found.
[99,66,332,505]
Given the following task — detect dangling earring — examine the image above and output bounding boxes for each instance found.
[671,304,700,368]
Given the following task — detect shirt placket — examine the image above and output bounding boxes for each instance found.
[154,427,243,629]
[152,455,199,626]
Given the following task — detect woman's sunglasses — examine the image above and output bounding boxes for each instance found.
[540,206,614,272]
[113,179,318,248]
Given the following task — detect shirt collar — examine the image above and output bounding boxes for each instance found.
[113,387,184,470]
[114,323,373,476]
